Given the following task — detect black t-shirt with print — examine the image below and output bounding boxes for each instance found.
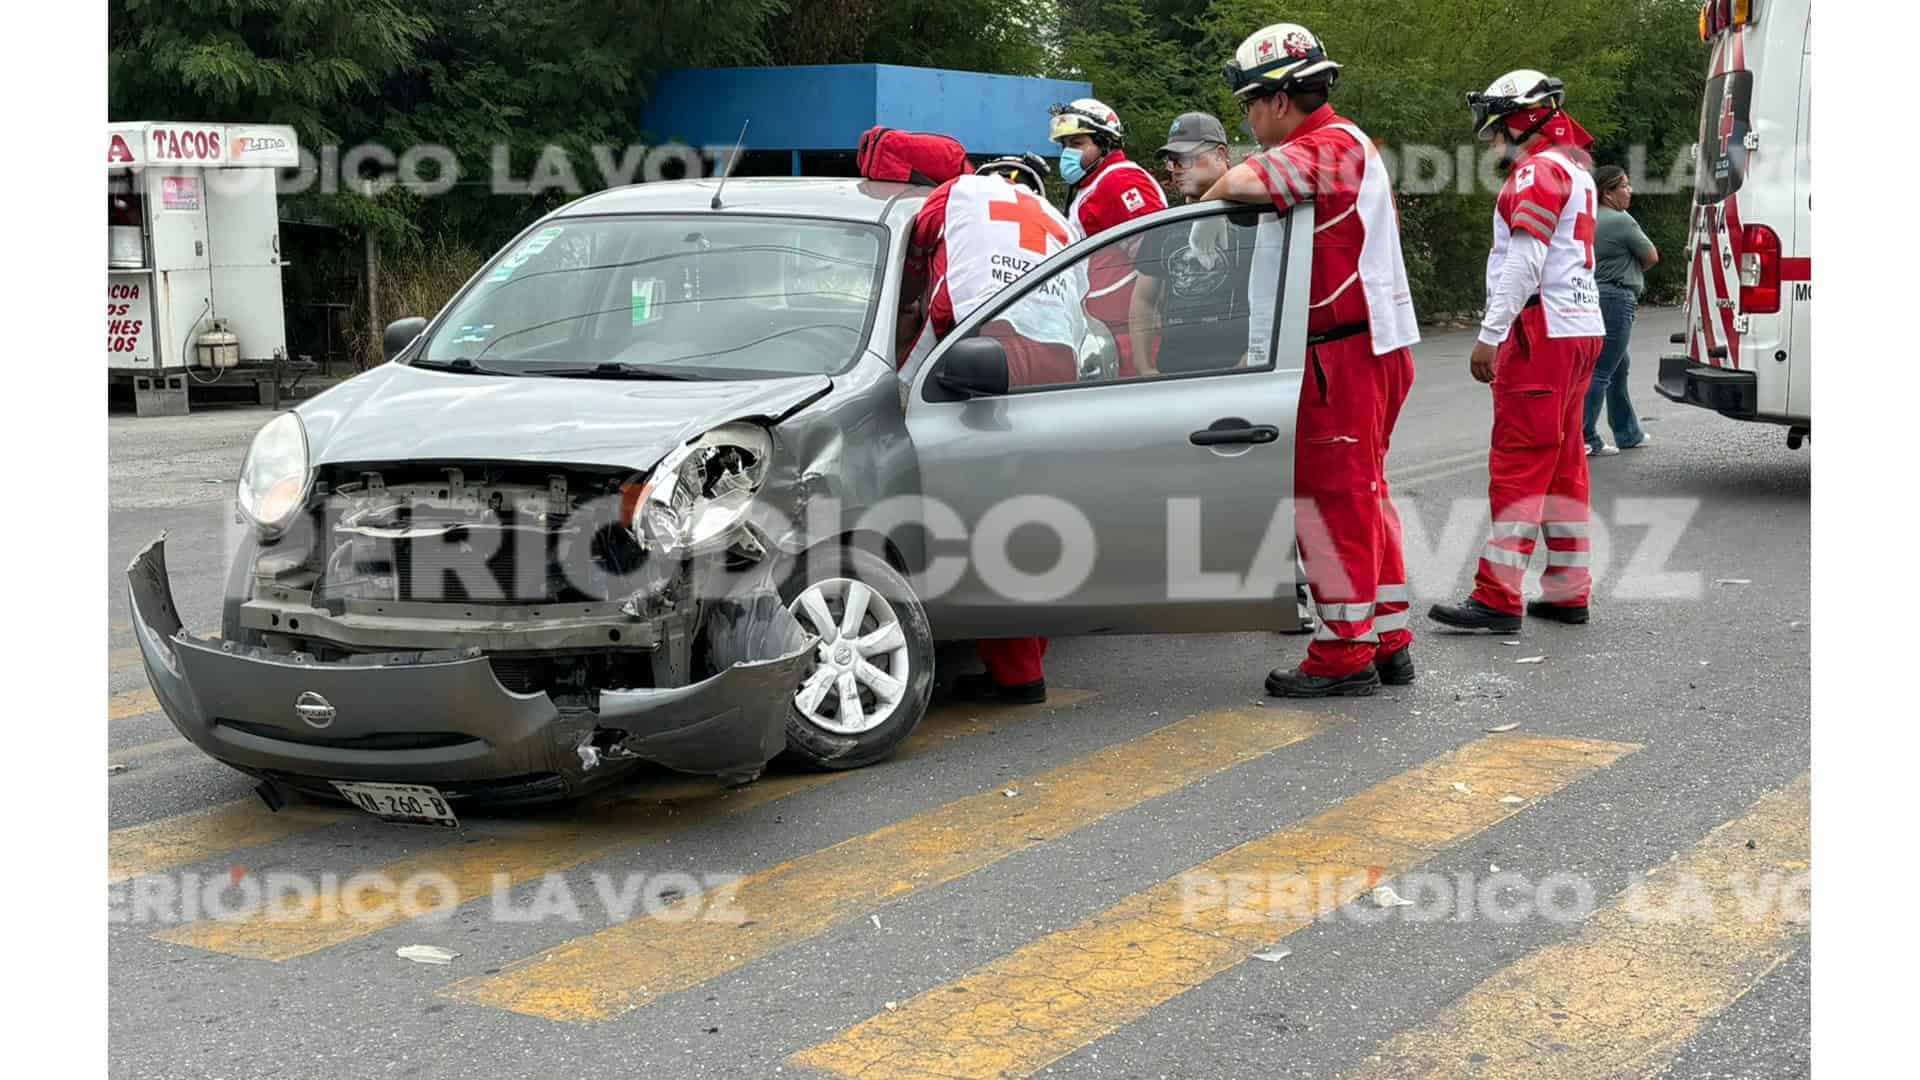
[1138,221,1259,373]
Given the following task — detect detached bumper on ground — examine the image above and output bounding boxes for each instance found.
[126,535,814,803]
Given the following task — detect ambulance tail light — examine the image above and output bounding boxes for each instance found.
[1739,224,1781,314]
[1699,0,1753,40]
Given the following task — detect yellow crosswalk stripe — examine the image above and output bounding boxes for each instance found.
[442,705,1335,1023]
[789,733,1638,1080]
[1343,772,1809,1080]
[109,688,161,721]
[110,800,348,885]
[150,689,1095,961]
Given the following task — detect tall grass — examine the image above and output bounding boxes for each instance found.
[350,239,489,367]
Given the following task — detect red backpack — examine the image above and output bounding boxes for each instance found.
[856,127,968,186]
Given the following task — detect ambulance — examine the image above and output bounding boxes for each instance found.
[1656,0,1811,447]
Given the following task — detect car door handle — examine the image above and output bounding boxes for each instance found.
[1191,422,1279,447]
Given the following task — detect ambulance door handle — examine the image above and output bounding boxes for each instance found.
[1191,420,1278,447]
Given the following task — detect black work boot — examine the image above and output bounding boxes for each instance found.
[1525,600,1591,625]
[950,672,1047,705]
[1428,598,1522,633]
[1374,648,1416,686]
[1265,665,1381,698]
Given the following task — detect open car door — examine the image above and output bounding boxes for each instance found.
[904,199,1313,639]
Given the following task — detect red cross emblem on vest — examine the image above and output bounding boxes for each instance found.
[989,191,1068,255]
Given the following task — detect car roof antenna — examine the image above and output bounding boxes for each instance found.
[710,120,749,210]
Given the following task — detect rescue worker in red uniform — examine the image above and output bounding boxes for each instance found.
[1049,98,1167,377]
[900,154,1079,389]
[1431,71,1607,633]
[900,154,1082,704]
[1200,23,1422,697]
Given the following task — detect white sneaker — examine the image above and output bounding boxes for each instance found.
[1586,443,1620,457]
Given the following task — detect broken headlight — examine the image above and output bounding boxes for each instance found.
[237,411,311,536]
[631,423,772,556]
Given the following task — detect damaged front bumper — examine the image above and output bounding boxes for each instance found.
[126,535,813,803]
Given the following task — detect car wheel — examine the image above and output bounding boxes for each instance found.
[778,545,934,770]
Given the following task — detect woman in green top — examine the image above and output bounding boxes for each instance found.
[1584,165,1658,455]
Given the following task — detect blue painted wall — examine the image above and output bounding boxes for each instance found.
[641,64,1091,162]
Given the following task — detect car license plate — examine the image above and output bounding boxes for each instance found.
[331,782,459,828]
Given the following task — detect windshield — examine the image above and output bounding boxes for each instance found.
[421,215,886,377]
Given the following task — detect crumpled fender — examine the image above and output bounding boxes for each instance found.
[599,593,813,779]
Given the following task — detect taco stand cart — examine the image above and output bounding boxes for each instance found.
[108,122,300,416]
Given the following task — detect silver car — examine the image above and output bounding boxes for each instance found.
[127,177,1314,819]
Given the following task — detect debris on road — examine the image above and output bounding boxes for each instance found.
[1499,795,1525,805]
[1002,788,1019,798]
[1515,655,1547,665]
[1370,886,1414,908]
[1452,782,1474,795]
[108,763,128,775]
[1484,722,1521,733]
[1251,947,1292,963]
[1501,640,1521,647]
[870,915,882,930]
[1713,578,1753,586]
[396,945,459,965]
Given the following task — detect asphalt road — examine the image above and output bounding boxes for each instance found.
[107,304,1811,1079]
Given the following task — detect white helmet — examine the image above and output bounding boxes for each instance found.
[1226,24,1342,99]
[1467,69,1567,141]
[1049,98,1125,147]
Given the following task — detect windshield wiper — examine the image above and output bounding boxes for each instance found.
[409,356,517,377]
[526,362,711,381]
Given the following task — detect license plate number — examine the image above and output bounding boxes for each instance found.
[331,782,459,828]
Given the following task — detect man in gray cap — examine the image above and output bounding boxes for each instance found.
[1127,112,1248,376]
[1156,111,1233,202]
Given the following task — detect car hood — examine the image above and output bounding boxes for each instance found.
[295,364,832,471]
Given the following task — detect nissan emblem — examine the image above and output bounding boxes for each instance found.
[295,691,337,729]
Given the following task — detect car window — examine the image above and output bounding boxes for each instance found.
[955,208,1284,392]
[423,215,886,378]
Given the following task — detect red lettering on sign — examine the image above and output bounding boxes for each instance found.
[209,132,222,158]
[108,134,134,164]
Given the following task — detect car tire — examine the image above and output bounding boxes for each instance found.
[777,544,935,770]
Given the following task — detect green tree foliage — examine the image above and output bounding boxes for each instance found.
[109,0,786,251]
[768,0,1053,75]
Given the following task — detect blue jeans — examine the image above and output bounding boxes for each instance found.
[1584,283,1646,450]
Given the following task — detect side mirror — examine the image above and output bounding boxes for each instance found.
[383,316,429,362]
[932,336,1011,400]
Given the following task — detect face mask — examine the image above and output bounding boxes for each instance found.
[1057,150,1088,185]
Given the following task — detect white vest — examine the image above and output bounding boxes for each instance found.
[1487,148,1606,339]
[1324,122,1421,354]
[944,175,1087,348]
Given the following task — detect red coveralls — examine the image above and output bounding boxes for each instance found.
[1470,146,1605,614]
[1066,150,1167,378]
[906,180,1076,687]
[1247,106,1417,678]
